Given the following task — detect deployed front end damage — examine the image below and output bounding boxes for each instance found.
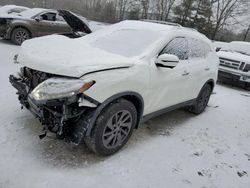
[0,18,9,38]
[9,67,98,143]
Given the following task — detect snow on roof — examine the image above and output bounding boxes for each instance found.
[112,20,176,34]
[229,41,250,55]
[0,5,29,14]
[214,41,250,55]
[19,8,49,18]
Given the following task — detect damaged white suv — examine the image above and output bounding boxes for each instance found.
[10,20,219,155]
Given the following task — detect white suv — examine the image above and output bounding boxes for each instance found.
[10,20,219,155]
[216,41,250,88]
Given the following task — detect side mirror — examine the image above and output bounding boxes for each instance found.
[35,17,42,22]
[216,47,221,52]
[156,54,179,69]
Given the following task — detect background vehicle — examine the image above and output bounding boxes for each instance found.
[215,41,250,89]
[0,8,92,45]
[10,20,219,155]
[0,5,29,14]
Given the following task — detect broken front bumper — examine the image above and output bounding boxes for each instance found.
[9,74,90,143]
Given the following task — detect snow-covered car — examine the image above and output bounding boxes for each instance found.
[0,8,92,45]
[9,20,219,155]
[0,5,29,15]
[216,41,250,88]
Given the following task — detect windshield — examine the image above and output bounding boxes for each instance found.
[84,29,163,57]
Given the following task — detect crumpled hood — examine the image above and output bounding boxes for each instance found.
[18,35,134,78]
[217,51,250,63]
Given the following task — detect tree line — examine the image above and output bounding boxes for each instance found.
[1,0,249,42]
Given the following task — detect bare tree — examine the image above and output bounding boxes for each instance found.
[140,0,150,19]
[154,0,175,21]
[117,0,129,20]
[211,0,248,40]
[243,24,250,41]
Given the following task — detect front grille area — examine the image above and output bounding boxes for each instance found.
[219,57,241,70]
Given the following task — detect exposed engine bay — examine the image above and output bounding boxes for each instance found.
[9,67,96,143]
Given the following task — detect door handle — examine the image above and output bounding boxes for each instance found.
[182,72,190,76]
[205,68,210,71]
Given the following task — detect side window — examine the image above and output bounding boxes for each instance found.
[203,43,212,56]
[40,12,56,21]
[188,38,210,58]
[56,14,65,22]
[161,37,188,60]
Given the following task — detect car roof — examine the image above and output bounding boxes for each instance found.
[117,20,209,42]
[19,8,51,18]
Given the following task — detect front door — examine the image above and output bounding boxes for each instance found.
[31,11,61,36]
[148,37,191,114]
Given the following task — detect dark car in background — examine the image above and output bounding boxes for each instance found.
[0,8,92,45]
[0,5,29,14]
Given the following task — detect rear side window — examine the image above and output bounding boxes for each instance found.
[188,38,211,58]
[161,37,188,60]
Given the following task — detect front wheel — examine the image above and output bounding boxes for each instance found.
[189,84,212,114]
[84,99,137,156]
[11,28,30,45]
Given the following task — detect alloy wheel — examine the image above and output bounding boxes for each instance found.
[102,110,132,149]
[198,87,211,110]
[15,30,29,44]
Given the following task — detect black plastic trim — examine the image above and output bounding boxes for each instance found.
[81,93,101,106]
[156,63,175,69]
[85,91,144,136]
[219,57,240,64]
[141,99,196,123]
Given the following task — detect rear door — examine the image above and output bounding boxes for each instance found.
[186,38,210,99]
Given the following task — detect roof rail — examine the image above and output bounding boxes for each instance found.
[140,19,182,27]
[183,27,198,32]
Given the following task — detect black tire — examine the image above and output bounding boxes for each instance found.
[11,27,30,45]
[189,84,212,115]
[84,99,137,156]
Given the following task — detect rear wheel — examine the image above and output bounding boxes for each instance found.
[84,99,137,156]
[11,28,30,45]
[189,84,212,114]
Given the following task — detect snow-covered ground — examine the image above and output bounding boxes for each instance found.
[0,40,250,188]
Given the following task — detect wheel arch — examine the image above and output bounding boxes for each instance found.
[85,92,144,136]
[11,25,33,38]
[205,79,215,91]
[196,79,215,99]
